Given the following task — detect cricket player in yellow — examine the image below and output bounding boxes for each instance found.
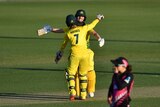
[53,10,105,98]
[41,10,105,99]
[75,10,105,98]
[54,14,104,100]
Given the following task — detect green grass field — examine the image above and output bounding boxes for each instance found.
[0,0,160,107]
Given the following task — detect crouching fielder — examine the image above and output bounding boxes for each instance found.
[107,57,134,107]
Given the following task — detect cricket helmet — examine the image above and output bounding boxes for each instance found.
[65,14,77,27]
[75,9,86,21]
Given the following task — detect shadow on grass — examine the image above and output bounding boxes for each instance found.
[1,67,160,76]
[0,93,68,101]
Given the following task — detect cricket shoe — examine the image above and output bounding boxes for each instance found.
[69,95,75,101]
[88,92,94,98]
[75,96,80,100]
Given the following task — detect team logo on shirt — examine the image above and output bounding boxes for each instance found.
[124,76,131,84]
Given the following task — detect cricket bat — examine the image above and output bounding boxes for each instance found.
[37,28,47,36]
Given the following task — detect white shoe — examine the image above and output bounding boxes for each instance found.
[88,92,94,98]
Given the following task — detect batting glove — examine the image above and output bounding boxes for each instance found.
[43,25,52,34]
[98,38,105,47]
[96,14,104,20]
[55,50,63,64]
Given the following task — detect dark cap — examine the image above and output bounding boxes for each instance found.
[75,9,86,17]
[65,14,77,27]
[111,57,129,67]
[75,9,87,21]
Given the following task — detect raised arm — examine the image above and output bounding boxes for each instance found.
[88,29,105,47]
[114,73,134,90]
[37,25,68,36]
[86,14,104,32]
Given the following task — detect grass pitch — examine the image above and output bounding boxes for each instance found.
[0,0,160,107]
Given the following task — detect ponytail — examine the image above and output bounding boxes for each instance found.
[126,65,132,72]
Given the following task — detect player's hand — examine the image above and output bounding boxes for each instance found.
[107,96,112,105]
[96,14,104,20]
[98,38,105,47]
[55,50,63,64]
[43,25,52,34]
[113,66,119,74]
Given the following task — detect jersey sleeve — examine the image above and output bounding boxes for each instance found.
[63,27,69,33]
[114,73,134,90]
[86,29,94,43]
[86,19,99,31]
[60,34,69,51]
[88,29,94,34]
[108,76,114,97]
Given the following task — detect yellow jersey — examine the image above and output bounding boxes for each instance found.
[86,29,94,48]
[60,19,99,55]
